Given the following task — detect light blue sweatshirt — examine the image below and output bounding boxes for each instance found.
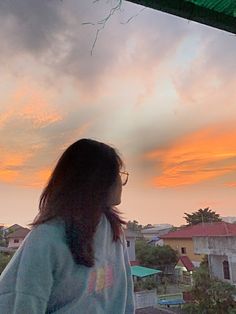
[0,213,135,313]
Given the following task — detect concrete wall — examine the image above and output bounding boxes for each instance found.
[8,238,24,249]
[209,255,236,285]
[194,236,236,285]
[230,256,236,284]
[163,238,204,263]
[209,254,227,281]
[194,236,236,255]
[134,289,157,309]
[126,237,136,262]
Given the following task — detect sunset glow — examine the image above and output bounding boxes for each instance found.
[146,125,236,187]
[0,1,235,226]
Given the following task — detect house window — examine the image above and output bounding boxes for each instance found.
[127,240,130,247]
[14,239,19,243]
[181,247,187,254]
[223,260,230,280]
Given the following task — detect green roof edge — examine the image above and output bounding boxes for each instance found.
[126,0,236,34]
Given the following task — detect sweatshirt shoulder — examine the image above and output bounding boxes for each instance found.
[23,218,66,248]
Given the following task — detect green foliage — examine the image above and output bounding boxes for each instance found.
[0,228,6,247]
[135,240,178,271]
[134,277,158,292]
[183,265,236,313]
[184,207,222,225]
[0,252,13,274]
[200,255,208,268]
[126,220,143,231]
[142,224,154,229]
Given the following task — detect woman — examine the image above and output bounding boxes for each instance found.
[0,139,135,313]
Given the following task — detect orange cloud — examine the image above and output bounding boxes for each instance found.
[145,125,236,187]
[13,83,62,128]
[24,167,52,188]
[0,169,19,182]
[20,104,61,128]
[0,150,32,183]
[0,81,62,130]
[0,81,63,186]
[224,182,236,187]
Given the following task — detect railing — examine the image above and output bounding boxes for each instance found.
[157,293,185,307]
[134,289,157,309]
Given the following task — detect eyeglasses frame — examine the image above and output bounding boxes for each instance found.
[120,171,129,186]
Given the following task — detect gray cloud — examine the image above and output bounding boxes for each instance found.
[0,0,191,89]
[0,0,67,56]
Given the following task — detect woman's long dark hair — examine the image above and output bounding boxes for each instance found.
[30,139,127,267]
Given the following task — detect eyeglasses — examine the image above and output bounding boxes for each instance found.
[120,171,129,186]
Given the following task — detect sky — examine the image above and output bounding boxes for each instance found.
[0,0,236,227]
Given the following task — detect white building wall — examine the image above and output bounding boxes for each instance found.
[8,238,24,249]
[229,256,236,284]
[194,237,236,255]
[222,217,236,223]
[194,236,236,285]
[126,237,136,261]
[209,255,227,281]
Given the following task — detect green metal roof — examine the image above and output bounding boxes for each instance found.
[131,265,162,277]
[126,0,236,34]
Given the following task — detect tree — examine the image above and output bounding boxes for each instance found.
[142,224,154,229]
[126,220,143,231]
[0,252,13,274]
[134,276,159,292]
[184,207,222,225]
[0,227,7,247]
[183,265,236,313]
[135,240,178,271]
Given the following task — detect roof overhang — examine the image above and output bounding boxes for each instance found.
[126,0,236,34]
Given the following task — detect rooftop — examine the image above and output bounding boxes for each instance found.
[127,0,236,34]
[7,227,31,239]
[131,265,162,278]
[141,226,173,234]
[179,256,195,272]
[161,222,236,239]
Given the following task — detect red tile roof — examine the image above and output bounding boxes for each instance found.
[161,222,236,239]
[179,256,195,272]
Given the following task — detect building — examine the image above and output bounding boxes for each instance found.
[4,223,140,264]
[160,223,228,267]
[222,216,236,224]
[7,226,30,249]
[124,228,140,265]
[193,222,236,286]
[141,224,173,243]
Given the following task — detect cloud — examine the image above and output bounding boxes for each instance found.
[1,0,235,191]
[224,182,236,188]
[22,167,52,188]
[145,124,236,187]
[0,149,32,182]
[0,81,62,132]
[172,29,236,114]
[0,0,67,57]
[0,80,92,187]
[0,0,191,98]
